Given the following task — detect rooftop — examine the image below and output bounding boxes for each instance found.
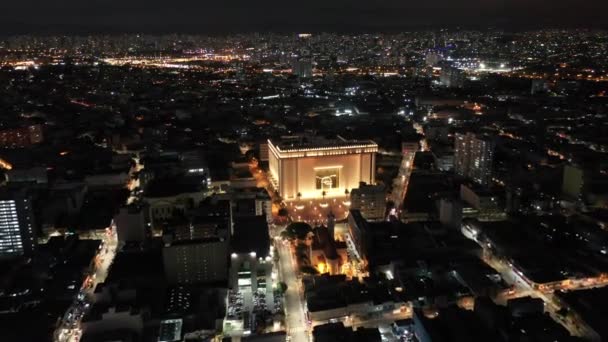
[232,215,270,257]
[268,136,378,155]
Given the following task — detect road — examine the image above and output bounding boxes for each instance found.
[55,227,118,342]
[462,222,601,339]
[482,251,594,338]
[276,239,309,342]
[390,153,414,211]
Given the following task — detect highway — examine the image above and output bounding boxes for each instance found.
[276,239,309,342]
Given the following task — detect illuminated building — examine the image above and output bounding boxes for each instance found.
[0,188,36,258]
[454,132,494,187]
[310,225,347,275]
[268,138,378,200]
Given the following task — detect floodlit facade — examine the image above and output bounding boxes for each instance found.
[268,138,378,200]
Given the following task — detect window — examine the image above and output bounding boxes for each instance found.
[315,167,340,190]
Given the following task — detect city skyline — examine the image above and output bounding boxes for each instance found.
[1,6,608,341]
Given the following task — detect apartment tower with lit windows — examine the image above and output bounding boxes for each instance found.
[0,188,36,258]
[454,132,495,187]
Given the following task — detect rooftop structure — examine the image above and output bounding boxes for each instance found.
[268,137,378,200]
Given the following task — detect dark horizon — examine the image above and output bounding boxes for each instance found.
[1,0,607,35]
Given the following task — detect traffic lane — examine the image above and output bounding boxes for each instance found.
[277,242,308,342]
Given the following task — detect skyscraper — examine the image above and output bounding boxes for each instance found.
[454,132,494,186]
[0,188,36,258]
[440,66,465,88]
[350,182,386,221]
[291,58,313,78]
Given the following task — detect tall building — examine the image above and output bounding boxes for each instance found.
[259,142,269,162]
[114,205,147,243]
[230,216,272,292]
[454,132,494,186]
[291,58,313,78]
[438,197,463,229]
[350,182,386,221]
[562,165,584,200]
[440,66,465,88]
[163,238,228,285]
[425,52,443,67]
[161,201,233,285]
[0,188,36,258]
[268,137,378,200]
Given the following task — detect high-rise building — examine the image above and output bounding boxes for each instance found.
[114,205,147,243]
[454,132,494,186]
[163,238,228,285]
[259,142,269,162]
[0,188,36,258]
[440,66,465,88]
[291,58,313,78]
[230,216,272,292]
[350,182,386,221]
[562,165,584,200]
[425,52,443,67]
[438,197,463,229]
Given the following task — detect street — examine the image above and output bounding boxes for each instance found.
[55,226,118,342]
[276,238,309,342]
[390,152,414,212]
[482,251,595,338]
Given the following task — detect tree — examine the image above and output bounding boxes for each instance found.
[277,282,288,294]
[285,222,313,240]
[300,265,319,275]
[278,208,289,217]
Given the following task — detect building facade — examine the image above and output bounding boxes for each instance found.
[454,132,494,186]
[350,182,386,221]
[268,138,378,200]
[163,238,228,285]
[0,189,36,258]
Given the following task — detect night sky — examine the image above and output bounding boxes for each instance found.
[1,0,607,34]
